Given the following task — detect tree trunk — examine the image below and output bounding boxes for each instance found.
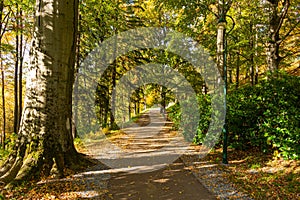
[0,0,82,184]
[0,0,6,150]
[216,0,230,77]
[14,3,20,134]
[73,14,80,138]
[235,50,240,89]
[110,30,117,129]
[217,20,226,77]
[1,49,5,150]
[110,65,116,128]
[18,7,24,132]
[128,103,131,120]
[266,15,281,72]
[160,86,166,114]
[266,0,290,72]
[255,25,259,84]
[228,53,233,84]
[249,22,255,86]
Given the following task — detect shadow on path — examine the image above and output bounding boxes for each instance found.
[108,158,215,200]
[74,108,216,199]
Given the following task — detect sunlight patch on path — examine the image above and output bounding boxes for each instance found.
[85,108,191,173]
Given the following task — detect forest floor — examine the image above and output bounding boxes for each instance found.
[1,108,299,199]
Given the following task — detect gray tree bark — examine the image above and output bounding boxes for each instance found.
[0,0,84,185]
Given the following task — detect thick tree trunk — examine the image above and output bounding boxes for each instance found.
[266,25,281,72]
[0,0,82,184]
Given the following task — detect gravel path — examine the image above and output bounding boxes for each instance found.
[180,152,253,200]
[74,108,252,199]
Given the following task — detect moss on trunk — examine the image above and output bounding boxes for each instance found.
[0,0,85,185]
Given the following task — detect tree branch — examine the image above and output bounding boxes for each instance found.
[0,10,11,38]
[278,19,300,45]
[275,0,290,36]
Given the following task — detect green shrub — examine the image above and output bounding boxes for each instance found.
[167,102,181,130]
[167,94,212,143]
[168,73,300,160]
[227,73,300,159]
[193,95,212,144]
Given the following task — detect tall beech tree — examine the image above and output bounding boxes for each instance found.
[0,0,84,184]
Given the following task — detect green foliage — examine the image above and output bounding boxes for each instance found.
[0,133,17,164]
[168,73,299,160]
[193,95,212,144]
[0,146,9,163]
[227,73,300,159]
[73,137,84,148]
[167,102,181,130]
[167,94,212,144]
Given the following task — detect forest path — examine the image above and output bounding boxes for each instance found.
[78,108,216,199]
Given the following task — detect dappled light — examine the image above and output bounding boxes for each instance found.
[0,0,299,199]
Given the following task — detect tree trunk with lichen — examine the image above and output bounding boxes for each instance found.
[0,0,83,185]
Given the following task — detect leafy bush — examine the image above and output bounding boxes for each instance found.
[168,73,300,160]
[167,102,181,130]
[193,95,212,144]
[167,94,212,143]
[227,73,300,159]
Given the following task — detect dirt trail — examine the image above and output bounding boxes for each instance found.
[80,108,216,199]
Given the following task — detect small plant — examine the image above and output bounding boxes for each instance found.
[102,127,110,134]
[250,163,261,169]
[74,137,85,150]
